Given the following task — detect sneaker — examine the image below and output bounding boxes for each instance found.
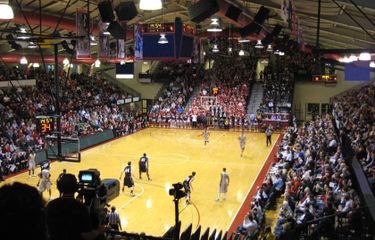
[139,177,142,179]
[186,200,190,205]
[148,178,152,181]
[215,198,220,202]
[122,188,124,192]
[130,192,135,197]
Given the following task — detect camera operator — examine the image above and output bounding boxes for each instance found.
[46,173,106,240]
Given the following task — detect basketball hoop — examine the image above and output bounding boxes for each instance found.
[45,135,81,162]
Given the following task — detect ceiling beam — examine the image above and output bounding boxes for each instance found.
[247,0,375,32]
[336,0,375,9]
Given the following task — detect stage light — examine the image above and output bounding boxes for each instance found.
[266,44,273,52]
[63,58,70,65]
[255,40,264,49]
[359,52,371,61]
[207,17,222,32]
[238,49,245,56]
[212,44,219,52]
[0,0,14,19]
[158,33,168,44]
[95,59,101,68]
[139,0,162,10]
[20,56,28,65]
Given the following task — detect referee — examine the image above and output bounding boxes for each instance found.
[107,206,122,231]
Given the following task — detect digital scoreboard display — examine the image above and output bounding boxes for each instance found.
[36,116,55,135]
[143,23,175,33]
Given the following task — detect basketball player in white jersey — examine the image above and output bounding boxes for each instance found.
[37,167,52,200]
[183,171,196,204]
[216,168,230,201]
[239,131,246,157]
[28,150,36,177]
[120,161,135,197]
[139,153,151,180]
[199,128,209,146]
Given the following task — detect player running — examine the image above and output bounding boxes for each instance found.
[120,161,135,197]
[239,131,246,157]
[183,171,196,204]
[37,165,52,200]
[139,153,151,180]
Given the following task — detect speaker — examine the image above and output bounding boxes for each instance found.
[98,1,115,23]
[240,22,261,37]
[115,2,138,21]
[261,24,282,45]
[253,6,270,24]
[108,21,125,39]
[225,4,242,22]
[188,0,219,23]
[271,24,282,38]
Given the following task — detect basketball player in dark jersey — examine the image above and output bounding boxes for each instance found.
[183,171,196,204]
[119,161,135,197]
[139,153,151,180]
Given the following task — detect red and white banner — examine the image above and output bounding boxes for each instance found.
[76,8,91,59]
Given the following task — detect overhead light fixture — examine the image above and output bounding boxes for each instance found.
[207,17,222,32]
[158,33,168,44]
[19,26,27,33]
[0,0,14,19]
[69,64,74,68]
[20,56,28,65]
[274,49,280,55]
[95,59,101,68]
[120,60,126,65]
[27,42,37,49]
[359,52,371,61]
[103,31,110,35]
[139,0,162,10]
[203,51,206,56]
[349,55,358,62]
[239,49,245,56]
[341,56,351,63]
[90,35,97,46]
[261,59,269,64]
[63,58,69,65]
[278,51,285,56]
[266,44,273,52]
[17,34,30,40]
[212,44,219,53]
[228,47,232,52]
[255,40,264,49]
[32,63,40,68]
[238,38,250,43]
[370,61,375,68]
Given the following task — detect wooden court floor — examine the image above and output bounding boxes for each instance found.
[2,128,278,236]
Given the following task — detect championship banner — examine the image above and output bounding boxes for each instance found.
[76,8,91,59]
[98,21,109,58]
[134,24,143,60]
[117,39,126,59]
[280,0,288,23]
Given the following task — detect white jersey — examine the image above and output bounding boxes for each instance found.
[38,169,51,192]
[28,153,36,170]
[239,135,246,149]
[219,171,229,193]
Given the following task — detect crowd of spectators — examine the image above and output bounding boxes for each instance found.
[149,63,203,119]
[235,114,367,239]
[0,71,142,179]
[332,82,375,193]
[258,58,294,115]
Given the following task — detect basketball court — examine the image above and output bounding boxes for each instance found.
[2,128,278,236]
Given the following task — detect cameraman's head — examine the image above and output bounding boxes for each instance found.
[57,174,78,197]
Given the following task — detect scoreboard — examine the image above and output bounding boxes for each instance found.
[36,115,55,135]
[134,20,195,61]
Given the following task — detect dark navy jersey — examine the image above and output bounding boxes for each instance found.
[124,165,131,178]
[139,157,148,168]
[184,175,195,185]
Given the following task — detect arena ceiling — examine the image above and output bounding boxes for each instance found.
[0,0,374,58]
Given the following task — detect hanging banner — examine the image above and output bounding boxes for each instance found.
[117,39,126,59]
[134,24,143,60]
[280,0,288,23]
[76,8,91,59]
[98,20,109,58]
